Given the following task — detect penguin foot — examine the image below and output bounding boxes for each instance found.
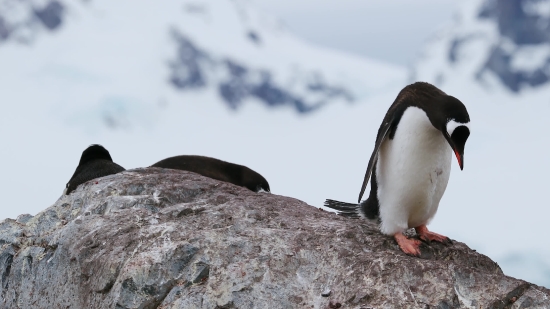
[394,233,422,256]
[415,225,452,244]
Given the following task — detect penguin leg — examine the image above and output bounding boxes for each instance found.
[415,225,451,244]
[393,233,422,256]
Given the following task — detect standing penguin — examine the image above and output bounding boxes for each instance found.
[325,82,470,256]
[65,144,125,195]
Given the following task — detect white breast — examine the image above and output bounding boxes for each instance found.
[376,106,452,235]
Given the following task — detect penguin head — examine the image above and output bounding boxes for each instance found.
[445,119,470,170]
[255,179,271,193]
[240,167,271,193]
[434,96,470,170]
[79,144,113,166]
[248,175,271,193]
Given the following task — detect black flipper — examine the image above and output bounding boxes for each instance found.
[357,93,411,203]
[357,122,392,203]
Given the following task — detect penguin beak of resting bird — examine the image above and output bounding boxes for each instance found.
[444,126,470,170]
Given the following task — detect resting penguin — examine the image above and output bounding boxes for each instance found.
[151,155,270,193]
[65,144,125,195]
[324,82,470,256]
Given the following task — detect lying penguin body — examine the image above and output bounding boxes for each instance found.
[151,155,270,193]
[325,82,470,256]
[65,145,125,195]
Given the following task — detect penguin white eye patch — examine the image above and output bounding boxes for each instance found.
[446,120,469,136]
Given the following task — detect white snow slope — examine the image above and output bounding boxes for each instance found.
[0,0,548,288]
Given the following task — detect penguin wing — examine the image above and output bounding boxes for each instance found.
[357,120,393,203]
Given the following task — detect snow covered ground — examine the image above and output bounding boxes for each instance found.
[0,0,549,288]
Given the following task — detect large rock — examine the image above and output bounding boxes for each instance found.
[0,168,548,308]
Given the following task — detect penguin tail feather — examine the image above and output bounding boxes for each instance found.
[324,199,360,218]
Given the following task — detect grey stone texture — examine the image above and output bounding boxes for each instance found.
[0,168,548,308]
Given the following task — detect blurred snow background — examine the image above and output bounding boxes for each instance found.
[0,0,549,287]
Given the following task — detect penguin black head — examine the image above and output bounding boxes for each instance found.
[258,181,270,193]
[231,164,271,193]
[79,144,114,165]
[65,144,125,195]
[395,82,471,170]
[250,175,271,193]
[434,95,470,170]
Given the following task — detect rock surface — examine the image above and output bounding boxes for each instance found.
[0,168,548,309]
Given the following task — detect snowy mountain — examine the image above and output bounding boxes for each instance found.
[0,0,403,122]
[0,0,65,42]
[414,0,550,95]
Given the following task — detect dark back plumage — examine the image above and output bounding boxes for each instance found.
[151,155,270,193]
[65,145,125,195]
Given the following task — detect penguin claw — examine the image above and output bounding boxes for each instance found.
[394,233,422,256]
[415,225,452,245]
[418,234,431,245]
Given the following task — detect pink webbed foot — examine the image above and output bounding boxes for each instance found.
[415,225,452,244]
[394,232,422,256]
